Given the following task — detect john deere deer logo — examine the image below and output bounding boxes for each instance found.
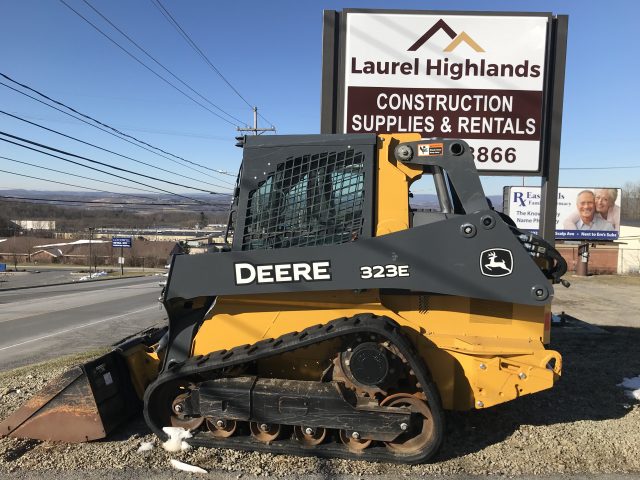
[480,249,513,277]
[408,19,484,53]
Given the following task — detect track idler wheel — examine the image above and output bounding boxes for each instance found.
[380,393,435,455]
[170,394,204,430]
[293,426,326,446]
[205,418,237,438]
[250,422,281,443]
[339,430,372,452]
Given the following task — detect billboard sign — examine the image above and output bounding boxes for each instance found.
[111,237,132,248]
[503,186,622,240]
[329,10,555,174]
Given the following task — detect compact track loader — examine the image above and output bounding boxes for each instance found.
[1,133,567,463]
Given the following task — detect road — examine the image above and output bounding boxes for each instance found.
[0,276,166,370]
[0,266,163,289]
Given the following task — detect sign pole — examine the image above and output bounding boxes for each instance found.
[321,9,339,134]
[539,15,569,245]
[111,237,132,274]
[576,241,589,276]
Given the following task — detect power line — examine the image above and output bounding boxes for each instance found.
[257,111,276,131]
[0,195,213,207]
[1,111,232,190]
[0,155,161,198]
[0,167,156,197]
[0,130,225,195]
[150,0,251,109]
[213,169,237,177]
[0,135,217,203]
[80,0,248,127]
[150,0,277,129]
[58,0,243,129]
[26,116,231,140]
[560,166,640,170]
[65,122,230,141]
[0,75,236,184]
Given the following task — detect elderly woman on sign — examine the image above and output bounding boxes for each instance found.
[594,188,620,230]
[562,188,619,230]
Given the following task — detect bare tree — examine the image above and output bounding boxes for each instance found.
[622,181,640,221]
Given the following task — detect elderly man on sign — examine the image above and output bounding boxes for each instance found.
[562,190,615,231]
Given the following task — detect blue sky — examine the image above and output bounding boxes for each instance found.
[1,0,639,197]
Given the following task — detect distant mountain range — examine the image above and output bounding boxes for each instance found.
[0,189,229,204]
[0,190,504,211]
[410,194,504,211]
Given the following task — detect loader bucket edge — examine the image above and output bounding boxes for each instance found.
[0,329,164,443]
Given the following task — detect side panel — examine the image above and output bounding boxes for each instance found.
[166,211,553,307]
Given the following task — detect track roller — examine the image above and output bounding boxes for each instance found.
[380,393,435,455]
[339,430,372,452]
[206,418,237,438]
[250,422,281,442]
[170,394,204,430]
[293,426,326,446]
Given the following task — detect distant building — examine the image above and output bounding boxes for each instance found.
[12,220,56,230]
[618,223,640,274]
[31,249,64,263]
[80,227,227,242]
[554,221,640,275]
[184,235,228,254]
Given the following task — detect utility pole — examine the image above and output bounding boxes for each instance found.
[88,227,94,276]
[11,227,17,272]
[236,107,276,136]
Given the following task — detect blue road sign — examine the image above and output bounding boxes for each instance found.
[111,237,132,248]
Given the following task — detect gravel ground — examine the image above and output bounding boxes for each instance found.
[1,276,639,477]
[552,274,640,328]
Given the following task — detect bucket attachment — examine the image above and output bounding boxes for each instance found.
[0,327,165,443]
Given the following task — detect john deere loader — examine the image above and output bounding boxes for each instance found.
[1,133,566,463]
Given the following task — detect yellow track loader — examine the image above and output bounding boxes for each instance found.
[1,133,566,463]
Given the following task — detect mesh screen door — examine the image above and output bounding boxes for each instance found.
[240,147,369,250]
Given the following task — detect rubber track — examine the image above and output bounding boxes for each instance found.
[143,313,444,464]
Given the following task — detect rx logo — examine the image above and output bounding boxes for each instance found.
[480,249,513,277]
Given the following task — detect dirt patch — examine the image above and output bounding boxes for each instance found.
[553,275,640,327]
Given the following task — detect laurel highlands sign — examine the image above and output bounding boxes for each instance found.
[322,10,559,175]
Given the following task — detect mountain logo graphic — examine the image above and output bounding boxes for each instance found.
[480,249,513,277]
[408,19,485,53]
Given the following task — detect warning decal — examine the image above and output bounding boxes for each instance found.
[417,143,444,156]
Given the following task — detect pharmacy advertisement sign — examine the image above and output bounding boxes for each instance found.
[503,186,621,240]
